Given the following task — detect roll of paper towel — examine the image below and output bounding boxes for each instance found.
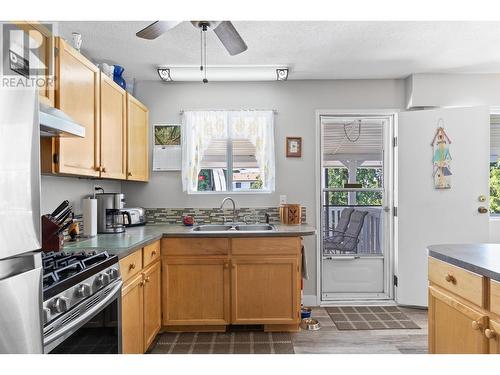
[82,198,97,237]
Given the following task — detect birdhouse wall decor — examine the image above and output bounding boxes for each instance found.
[431,119,452,190]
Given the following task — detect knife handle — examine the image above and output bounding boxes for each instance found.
[51,200,69,218]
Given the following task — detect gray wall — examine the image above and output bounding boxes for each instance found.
[41,175,121,216]
[121,79,406,298]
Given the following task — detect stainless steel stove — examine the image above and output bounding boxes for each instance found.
[42,250,122,354]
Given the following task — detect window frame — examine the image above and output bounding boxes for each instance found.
[188,112,274,195]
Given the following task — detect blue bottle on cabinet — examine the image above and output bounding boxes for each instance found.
[113,65,126,89]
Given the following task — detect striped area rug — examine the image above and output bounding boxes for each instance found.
[150,331,295,354]
[326,306,421,330]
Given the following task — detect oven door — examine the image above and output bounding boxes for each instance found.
[44,281,122,354]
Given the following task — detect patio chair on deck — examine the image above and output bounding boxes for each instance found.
[323,208,353,254]
[324,209,368,254]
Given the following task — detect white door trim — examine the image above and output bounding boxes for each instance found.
[315,109,399,306]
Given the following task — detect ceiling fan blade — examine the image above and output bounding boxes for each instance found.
[136,21,181,39]
[213,21,248,56]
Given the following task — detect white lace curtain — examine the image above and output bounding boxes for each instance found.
[182,110,275,193]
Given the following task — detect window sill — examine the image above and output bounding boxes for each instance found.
[187,190,273,195]
[489,215,500,221]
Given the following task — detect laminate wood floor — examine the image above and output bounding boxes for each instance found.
[292,307,428,354]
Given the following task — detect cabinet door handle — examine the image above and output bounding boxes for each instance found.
[151,250,157,256]
[471,320,483,331]
[145,276,150,283]
[485,329,497,339]
[223,263,229,269]
[129,263,136,271]
[128,172,132,177]
[444,273,456,284]
[139,280,145,287]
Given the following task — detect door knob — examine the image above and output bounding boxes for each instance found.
[478,206,488,214]
[478,195,486,202]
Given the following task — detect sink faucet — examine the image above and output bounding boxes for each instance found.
[220,197,237,223]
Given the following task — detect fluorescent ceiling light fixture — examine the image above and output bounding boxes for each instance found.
[157,65,289,82]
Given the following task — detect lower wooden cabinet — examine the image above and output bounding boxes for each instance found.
[162,257,230,326]
[120,242,161,354]
[143,261,161,350]
[231,257,299,324]
[428,286,488,354]
[121,272,144,354]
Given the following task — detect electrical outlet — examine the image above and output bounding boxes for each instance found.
[280,195,287,205]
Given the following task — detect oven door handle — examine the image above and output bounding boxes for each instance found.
[44,280,122,352]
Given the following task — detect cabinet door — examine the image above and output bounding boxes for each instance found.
[55,37,100,177]
[100,74,126,179]
[162,257,230,325]
[143,261,161,351]
[231,257,300,325]
[121,273,144,354]
[486,319,500,354]
[14,22,54,107]
[126,94,149,181]
[428,286,488,354]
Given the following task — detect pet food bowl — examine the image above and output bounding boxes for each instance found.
[300,318,321,331]
[301,307,312,319]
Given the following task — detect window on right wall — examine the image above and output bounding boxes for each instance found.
[490,115,500,215]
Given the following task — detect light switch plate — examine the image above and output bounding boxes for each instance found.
[280,195,287,205]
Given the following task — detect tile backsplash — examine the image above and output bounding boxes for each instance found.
[145,207,307,225]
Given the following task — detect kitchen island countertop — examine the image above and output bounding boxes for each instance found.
[428,243,500,282]
[63,223,316,259]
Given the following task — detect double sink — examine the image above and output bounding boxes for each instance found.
[192,223,275,233]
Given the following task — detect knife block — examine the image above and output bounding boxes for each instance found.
[41,215,64,252]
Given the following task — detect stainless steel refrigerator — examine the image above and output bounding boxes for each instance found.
[0,87,43,353]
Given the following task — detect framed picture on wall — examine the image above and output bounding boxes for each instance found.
[286,137,302,157]
[153,124,182,171]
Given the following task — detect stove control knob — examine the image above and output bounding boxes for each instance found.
[49,297,69,314]
[95,273,110,288]
[106,268,119,281]
[75,283,91,298]
[43,308,51,324]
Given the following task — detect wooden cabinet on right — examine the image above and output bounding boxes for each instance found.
[126,94,149,181]
[428,286,488,354]
[428,256,500,354]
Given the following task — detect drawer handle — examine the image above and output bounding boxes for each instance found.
[129,263,136,271]
[485,329,497,339]
[472,320,483,331]
[151,250,157,256]
[444,273,456,284]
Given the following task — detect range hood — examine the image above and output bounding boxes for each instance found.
[39,104,85,137]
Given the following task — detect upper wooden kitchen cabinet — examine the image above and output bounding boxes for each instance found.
[126,94,149,181]
[41,37,100,176]
[14,22,55,107]
[231,256,300,325]
[162,257,230,326]
[100,74,127,179]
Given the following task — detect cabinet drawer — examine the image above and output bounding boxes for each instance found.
[232,237,301,256]
[491,279,500,316]
[428,257,484,307]
[119,249,143,283]
[143,241,160,268]
[161,238,229,256]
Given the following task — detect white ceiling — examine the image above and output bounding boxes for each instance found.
[58,21,500,82]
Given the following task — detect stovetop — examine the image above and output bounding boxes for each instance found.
[42,250,118,300]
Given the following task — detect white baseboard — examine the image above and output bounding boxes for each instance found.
[302,295,319,306]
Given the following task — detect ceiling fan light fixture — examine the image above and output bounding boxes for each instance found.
[157,67,173,82]
[276,68,289,81]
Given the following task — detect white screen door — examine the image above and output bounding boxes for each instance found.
[396,106,490,307]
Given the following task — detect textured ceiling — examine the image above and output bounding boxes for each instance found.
[58,21,500,82]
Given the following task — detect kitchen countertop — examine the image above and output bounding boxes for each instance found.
[428,243,500,282]
[63,223,316,259]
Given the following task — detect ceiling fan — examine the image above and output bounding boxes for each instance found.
[136,21,248,56]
